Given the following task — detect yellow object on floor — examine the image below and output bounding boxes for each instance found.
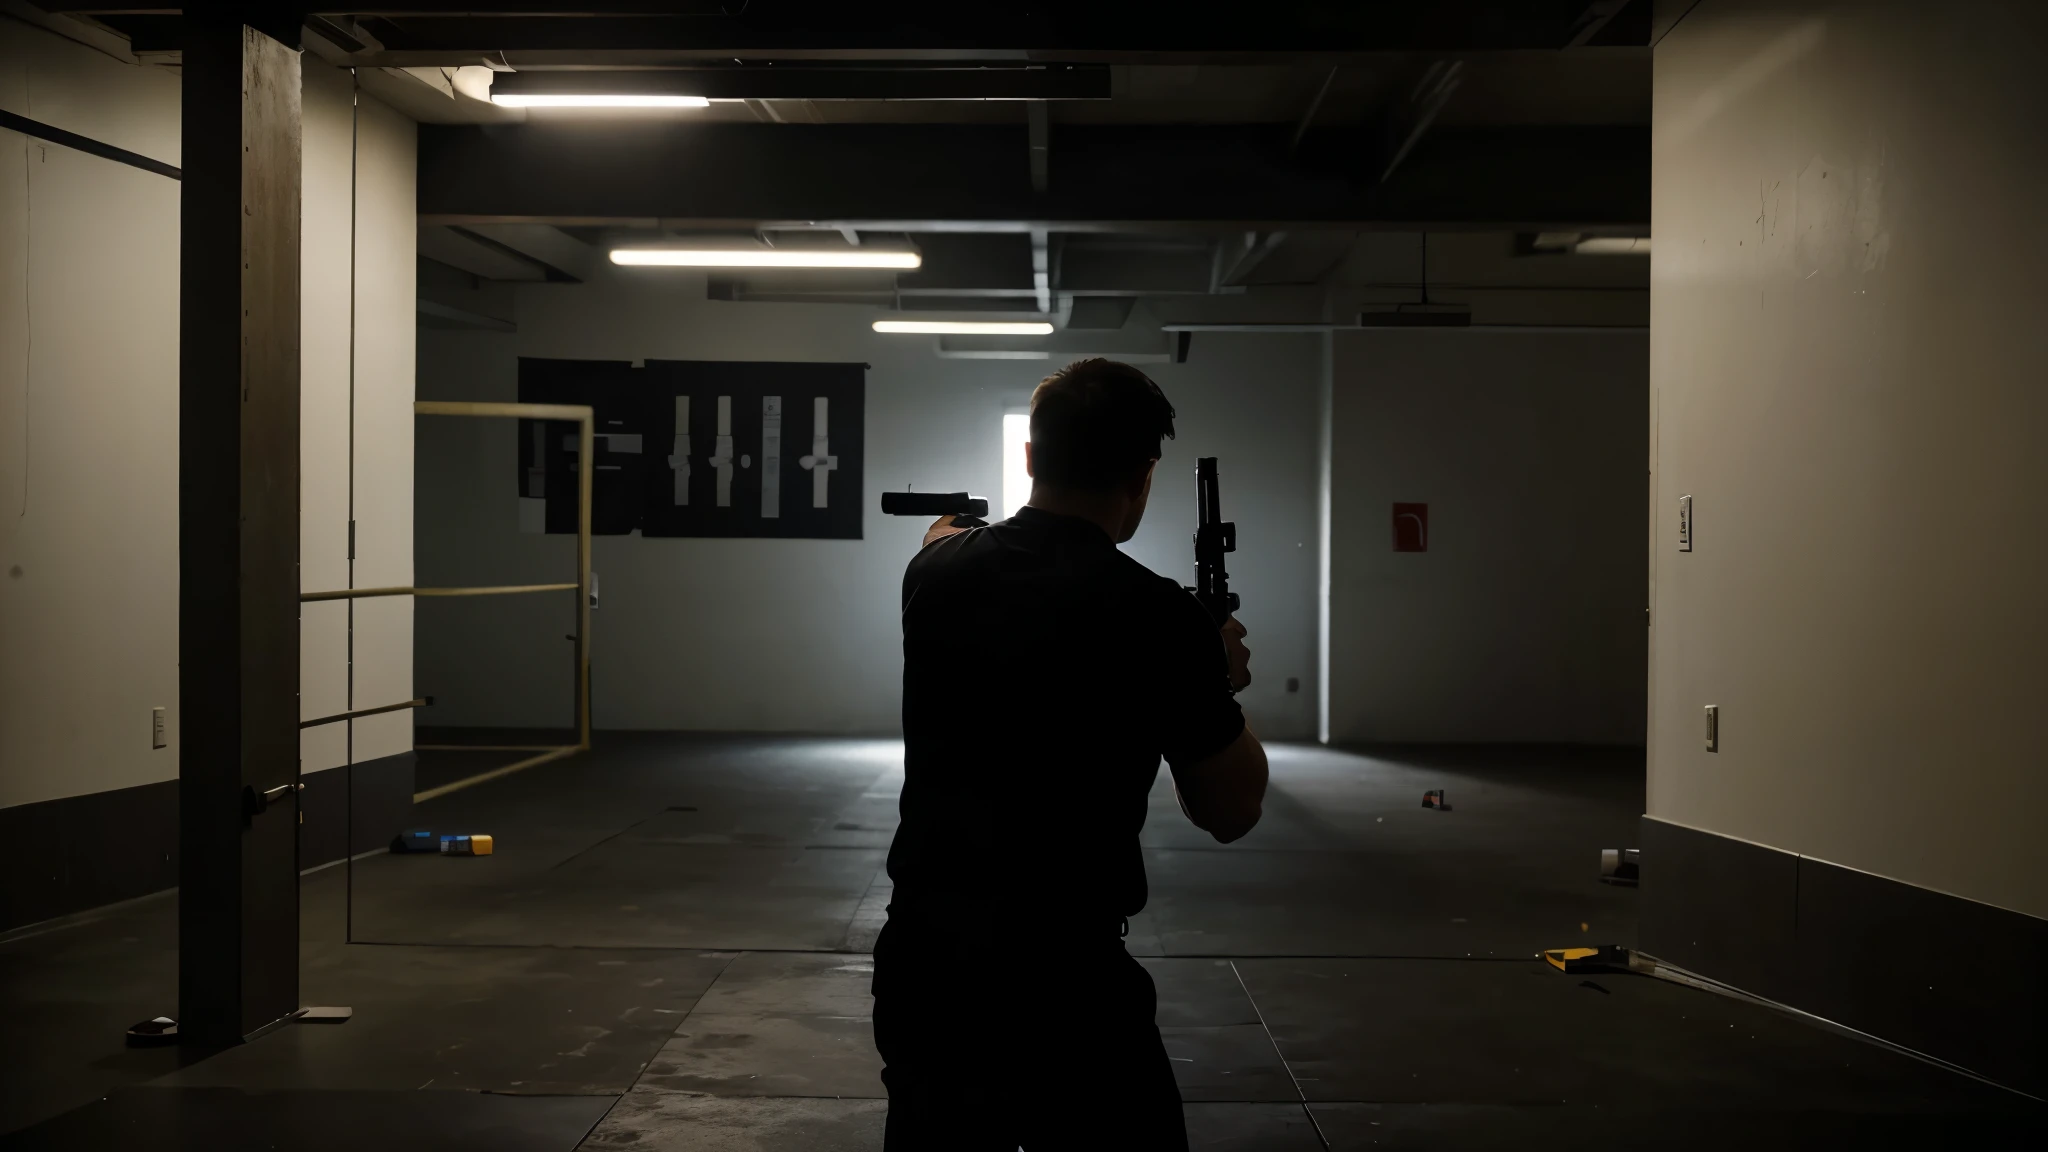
[1542,944,1638,974]
[440,834,494,856]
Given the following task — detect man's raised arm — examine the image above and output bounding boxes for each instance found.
[1169,615,1267,843]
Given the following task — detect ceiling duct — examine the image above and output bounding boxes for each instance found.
[1067,297,1137,330]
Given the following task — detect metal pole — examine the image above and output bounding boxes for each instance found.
[300,698,428,730]
[576,412,594,749]
[301,583,578,602]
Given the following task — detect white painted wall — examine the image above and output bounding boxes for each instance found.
[0,21,414,811]
[414,268,1324,739]
[1326,329,1648,745]
[0,22,182,809]
[301,61,352,776]
[1651,0,2048,917]
[300,61,417,773]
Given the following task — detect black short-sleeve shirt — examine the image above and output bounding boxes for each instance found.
[887,505,1246,927]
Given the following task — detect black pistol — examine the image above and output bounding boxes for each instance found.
[1191,457,1239,626]
[880,491,990,528]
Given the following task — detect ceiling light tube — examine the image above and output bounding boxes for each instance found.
[491,94,711,109]
[611,249,922,269]
[1573,237,1651,255]
[873,320,1055,335]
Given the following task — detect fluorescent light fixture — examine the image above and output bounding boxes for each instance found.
[873,320,1054,335]
[491,94,710,109]
[1002,413,1031,520]
[1574,236,1651,255]
[611,249,922,269]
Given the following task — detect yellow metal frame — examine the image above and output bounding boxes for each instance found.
[301,400,594,802]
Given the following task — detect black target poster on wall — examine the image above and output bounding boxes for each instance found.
[516,356,865,540]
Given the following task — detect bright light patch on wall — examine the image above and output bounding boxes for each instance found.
[873,320,1055,335]
[1003,413,1032,521]
[611,249,923,269]
[491,94,711,108]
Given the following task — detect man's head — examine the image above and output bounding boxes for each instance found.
[1025,358,1177,542]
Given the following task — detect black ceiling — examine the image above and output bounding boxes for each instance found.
[83,2,1654,60]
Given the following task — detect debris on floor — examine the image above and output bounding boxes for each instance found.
[390,828,495,855]
[1421,789,1452,810]
[1541,944,1650,975]
[1600,847,1641,886]
[123,1016,178,1048]
[391,828,440,853]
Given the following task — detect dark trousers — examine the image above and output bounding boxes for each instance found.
[872,916,1188,1151]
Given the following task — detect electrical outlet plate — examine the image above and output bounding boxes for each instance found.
[1704,704,1718,752]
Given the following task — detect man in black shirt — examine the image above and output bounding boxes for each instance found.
[873,358,1269,1150]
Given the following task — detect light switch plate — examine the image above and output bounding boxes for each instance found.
[1678,495,1693,552]
[1704,704,1718,752]
[151,707,167,750]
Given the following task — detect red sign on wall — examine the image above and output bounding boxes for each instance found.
[1392,503,1429,552]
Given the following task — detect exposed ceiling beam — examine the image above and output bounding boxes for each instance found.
[417,224,548,281]
[1030,228,1052,312]
[1213,231,1291,290]
[1647,0,1706,46]
[417,297,517,332]
[1567,1,1634,48]
[1027,103,1050,194]
[458,223,596,281]
[418,123,1649,231]
[894,233,1035,292]
[1288,68,1339,157]
[1062,241,1217,295]
[1380,60,1464,184]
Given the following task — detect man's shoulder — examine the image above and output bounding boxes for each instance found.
[904,525,989,595]
[1104,550,1206,619]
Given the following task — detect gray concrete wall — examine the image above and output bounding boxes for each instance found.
[413,268,1325,739]
[1651,0,2048,917]
[1325,329,1649,745]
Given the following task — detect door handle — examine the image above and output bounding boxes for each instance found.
[243,781,304,818]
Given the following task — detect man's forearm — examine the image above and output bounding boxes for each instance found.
[1172,725,1268,844]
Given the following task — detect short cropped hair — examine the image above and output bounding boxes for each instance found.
[1028,358,1177,490]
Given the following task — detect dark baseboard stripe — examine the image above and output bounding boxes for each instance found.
[0,109,182,181]
[1641,815,2047,1098]
[0,751,419,932]
[299,751,417,868]
[0,777,179,932]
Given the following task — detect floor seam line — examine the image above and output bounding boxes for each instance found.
[586,948,756,1131]
[547,815,658,872]
[1229,959,1332,1151]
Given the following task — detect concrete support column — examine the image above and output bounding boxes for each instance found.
[178,17,303,1046]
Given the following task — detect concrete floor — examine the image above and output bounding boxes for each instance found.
[2,736,2039,1149]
